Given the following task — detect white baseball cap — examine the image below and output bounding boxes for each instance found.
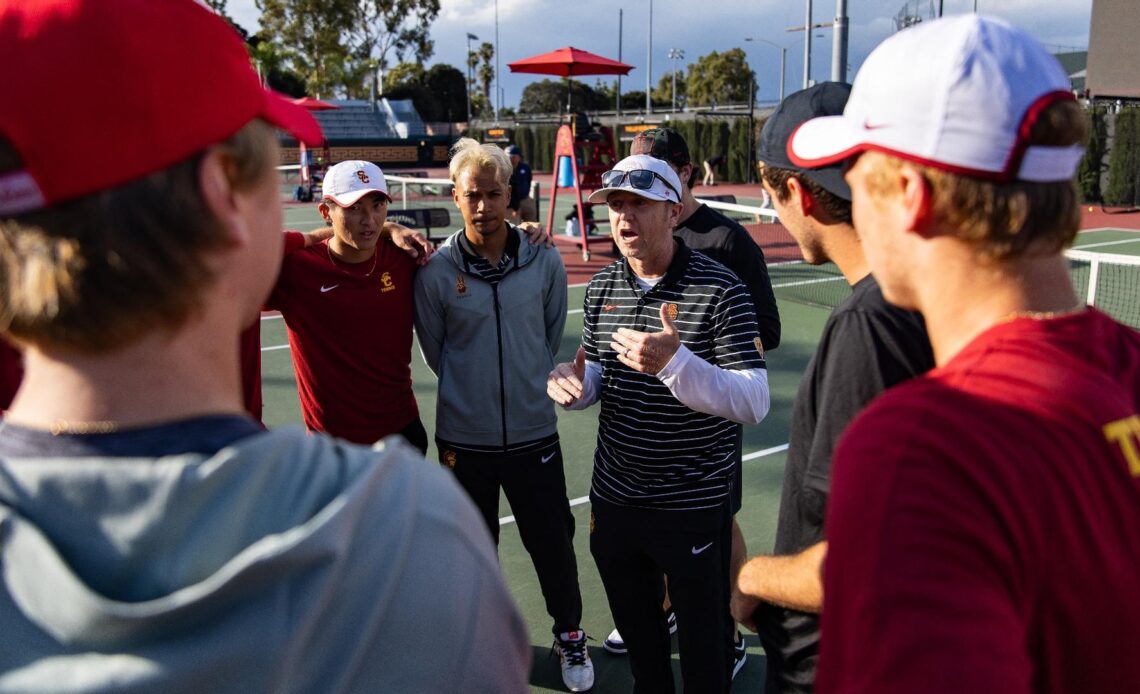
[588,154,683,204]
[322,160,390,207]
[788,16,1084,183]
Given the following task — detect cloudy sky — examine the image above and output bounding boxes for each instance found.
[227,0,1093,107]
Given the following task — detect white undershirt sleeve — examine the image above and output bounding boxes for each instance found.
[656,345,770,424]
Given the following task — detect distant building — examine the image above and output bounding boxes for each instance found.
[1086,0,1140,100]
[1053,51,1087,95]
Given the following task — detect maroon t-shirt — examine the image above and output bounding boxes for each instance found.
[265,233,418,445]
[239,232,309,423]
[820,309,1140,693]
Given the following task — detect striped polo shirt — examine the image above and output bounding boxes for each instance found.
[583,240,766,511]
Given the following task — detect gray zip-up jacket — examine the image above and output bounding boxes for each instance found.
[413,225,568,449]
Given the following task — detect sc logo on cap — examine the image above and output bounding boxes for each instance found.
[356,170,370,183]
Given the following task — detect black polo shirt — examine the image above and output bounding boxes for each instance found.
[582,239,767,511]
[675,203,782,351]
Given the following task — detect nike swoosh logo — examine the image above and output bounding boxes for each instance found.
[320,284,339,293]
[691,541,714,555]
[862,120,890,130]
[541,452,556,464]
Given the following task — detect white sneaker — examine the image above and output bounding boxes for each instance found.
[554,630,595,692]
[602,627,626,655]
[601,609,677,655]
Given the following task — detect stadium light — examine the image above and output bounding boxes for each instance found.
[667,47,684,112]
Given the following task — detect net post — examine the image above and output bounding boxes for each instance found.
[1087,257,1101,307]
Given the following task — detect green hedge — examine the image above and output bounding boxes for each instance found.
[471,119,756,182]
[1105,108,1140,206]
[1077,106,1107,203]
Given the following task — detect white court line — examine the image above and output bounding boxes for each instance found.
[498,442,790,526]
[1072,237,1140,251]
[772,275,843,289]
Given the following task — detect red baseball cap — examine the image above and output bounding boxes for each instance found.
[0,0,323,216]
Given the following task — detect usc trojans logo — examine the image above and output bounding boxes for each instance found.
[355,170,370,183]
[456,274,467,295]
[380,271,395,293]
[665,303,679,321]
[443,450,457,469]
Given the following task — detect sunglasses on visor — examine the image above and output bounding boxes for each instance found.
[600,169,681,201]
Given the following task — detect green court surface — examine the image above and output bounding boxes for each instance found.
[264,197,1140,691]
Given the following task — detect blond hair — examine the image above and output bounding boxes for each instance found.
[448,137,512,185]
[863,100,1086,262]
[0,119,278,352]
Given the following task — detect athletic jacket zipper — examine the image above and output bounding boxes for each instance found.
[490,283,508,450]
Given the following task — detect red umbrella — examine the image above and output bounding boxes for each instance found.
[509,46,634,110]
[290,98,336,186]
[292,96,338,111]
[508,46,634,77]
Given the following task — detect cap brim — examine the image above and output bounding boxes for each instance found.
[587,186,675,204]
[325,188,391,207]
[787,115,868,169]
[263,90,324,147]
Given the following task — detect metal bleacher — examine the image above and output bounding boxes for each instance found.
[383,99,428,138]
[311,99,404,141]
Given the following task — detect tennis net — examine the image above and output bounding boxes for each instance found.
[1065,249,1140,328]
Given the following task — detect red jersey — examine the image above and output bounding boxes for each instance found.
[265,234,418,445]
[239,323,262,422]
[819,309,1140,694]
[239,232,308,424]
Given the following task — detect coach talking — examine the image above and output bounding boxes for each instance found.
[547,154,770,693]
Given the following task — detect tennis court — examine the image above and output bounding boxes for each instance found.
[263,175,1140,692]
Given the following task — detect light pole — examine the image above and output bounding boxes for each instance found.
[466,32,477,124]
[745,37,787,102]
[832,0,847,83]
[494,0,500,122]
[804,0,813,89]
[667,47,684,112]
[646,0,653,113]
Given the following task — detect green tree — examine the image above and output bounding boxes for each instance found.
[653,70,687,109]
[257,0,440,98]
[355,0,441,96]
[473,41,495,114]
[386,62,467,122]
[386,61,426,90]
[1105,108,1140,206]
[249,33,306,96]
[1078,106,1108,203]
[257,0,356,98]
[204,0,233,22]
[685,48,755,107]
[519,79,605,114]
[425,64,468,122]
